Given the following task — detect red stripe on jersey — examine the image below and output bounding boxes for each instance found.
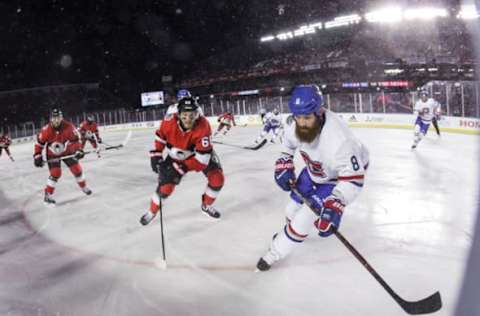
[338,175,364,181]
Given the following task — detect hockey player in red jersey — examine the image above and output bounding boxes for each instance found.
[0,132,14,161]
[79,114,102,157]
[140,97,225,225]
[213,112,236,137]
[34,109,92,205]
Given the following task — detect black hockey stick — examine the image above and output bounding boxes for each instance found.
[156,166,167,269]
[104,144,123,150]
[99,130,132,150]
[212,139,267,151]
[46,145,124,163]
[291,187,442,315]
[155,198,167,269]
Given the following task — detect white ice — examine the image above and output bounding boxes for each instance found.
[0,125,478,316]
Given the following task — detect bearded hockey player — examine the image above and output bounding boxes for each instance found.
[79,114,102,157]
[256,85,369,271]
[34,109,91,205]
[140,97,224,225]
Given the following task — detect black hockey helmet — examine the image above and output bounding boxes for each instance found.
[50,108,63,118]
[50,108,63,128]
[178,97,199,113]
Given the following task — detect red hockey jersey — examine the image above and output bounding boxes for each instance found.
[217,113,236,126]
[79,121,100,140]
[155,114,212,172]
[0,135,11,148]
[35,120,82,158]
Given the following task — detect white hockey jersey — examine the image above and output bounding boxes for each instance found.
[165,103,205,118]
[282,110,369,205]
[264,112,283,127]
[414,98,440,122]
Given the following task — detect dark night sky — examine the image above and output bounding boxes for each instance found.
[0,0,461,101]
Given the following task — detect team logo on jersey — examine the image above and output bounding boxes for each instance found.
[49,142,66,155]
[85,130,93,138]
[169,147,193,160]
[300,151,326,178]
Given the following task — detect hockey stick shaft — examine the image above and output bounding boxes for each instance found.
[156,165,167,268]
[159,205,166,262]
[291,186,441,314]
[46,145,123,163]
[46,151,93,163]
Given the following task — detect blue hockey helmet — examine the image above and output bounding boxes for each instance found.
[288,85,323,115]
[177,89,192,100]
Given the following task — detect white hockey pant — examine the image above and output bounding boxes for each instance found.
[413,125,424,144]
[268,200,318,262]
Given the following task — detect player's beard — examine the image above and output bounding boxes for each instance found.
[295,116,322,143]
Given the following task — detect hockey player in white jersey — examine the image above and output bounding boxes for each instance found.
[411,90,441,149]
[254,108,283,144]
[165,89,204,118]
[256,85,369,271]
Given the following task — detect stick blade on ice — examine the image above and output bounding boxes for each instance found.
[400,291,442,315]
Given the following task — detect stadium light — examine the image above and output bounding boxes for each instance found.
[308,22,323,30]
[260,35,275,42]
[457,5,480,19]
[404,7,448,20]
[325,14,362,29]
[293,25,316,37]
[276,31,294,40]
[365,7,403,23]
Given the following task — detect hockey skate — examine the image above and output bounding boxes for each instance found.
[201,204,221,219]
[256,248,281,272]
[82,187,92,195]
[140,211,157,226]
[44,193,56,206]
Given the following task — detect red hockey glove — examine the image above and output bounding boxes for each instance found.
[274,156,295,191]
[315,196,345,237]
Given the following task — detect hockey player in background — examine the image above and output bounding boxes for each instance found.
[34,109,91,205]
[213,111,236,137]
[256,85,369,271]
[79,114,102,157]
[254,108,283,144]
[165,89,204,118]
[140,97,225,225]
[411,90,441,149]
[0,132,14,161]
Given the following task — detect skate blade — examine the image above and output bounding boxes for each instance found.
[201,211,221,220]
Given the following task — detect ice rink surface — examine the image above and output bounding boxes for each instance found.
[0,124,478,316]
